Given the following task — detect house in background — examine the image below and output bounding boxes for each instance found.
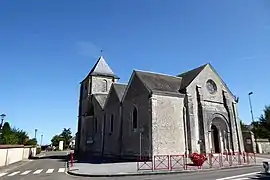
[69,136,76,149]
[75,56,244,160]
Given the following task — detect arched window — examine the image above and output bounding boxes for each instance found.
[132,107,138,129]
[110,114,114,133]
[102,79,108,92]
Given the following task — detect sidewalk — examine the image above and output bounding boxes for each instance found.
[0,160,32,173]
[67,157,265,177]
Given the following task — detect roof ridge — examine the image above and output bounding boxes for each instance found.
[178,63,209,76]
[134,69,182,79]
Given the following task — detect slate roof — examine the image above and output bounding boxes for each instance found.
[93,94,108,109]
[82,56,119,82]
[177,63,208,90]
[134,70,183,96]
[113,83,127,101]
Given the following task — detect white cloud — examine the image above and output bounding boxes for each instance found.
[76,41,101,57]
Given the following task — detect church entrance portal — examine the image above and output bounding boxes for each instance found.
[211,125,220,153]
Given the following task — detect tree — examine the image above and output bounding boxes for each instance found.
[258,105,270,130]
[250,105,270,139]
[50,128,72,149]
[0,122,31,145]
[251,121,269,139]
[12,128,29,145]
[60,128,72,149]
[240,120,250,131]
[0,122,19,144]
[51,135,64,147]
[24,138,37,146]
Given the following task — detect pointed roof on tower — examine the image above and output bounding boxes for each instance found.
[81,56,119,83]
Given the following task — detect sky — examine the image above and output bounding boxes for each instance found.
[0,0,269,145]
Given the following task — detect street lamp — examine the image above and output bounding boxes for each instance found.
[248,92,258,152]
[248,92,255,123]
[40,134,43,146]
[0,114,6,129]
[34,129,38,140]
[0,114,6,144]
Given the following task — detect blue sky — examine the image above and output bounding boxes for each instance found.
[0,0,269,144]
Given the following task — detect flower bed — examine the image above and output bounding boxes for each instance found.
[189,153,207,166]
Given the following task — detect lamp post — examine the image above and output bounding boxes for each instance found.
[248,92,255,123]
[40,134,43,146]
[0,114,6,144]
[248,92,258,153]
[34,129,38,140]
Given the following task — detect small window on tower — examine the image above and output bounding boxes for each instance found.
[102,79,108,92]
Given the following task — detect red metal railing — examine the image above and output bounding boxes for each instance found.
[136,152,256,172]
[153,155,170,170]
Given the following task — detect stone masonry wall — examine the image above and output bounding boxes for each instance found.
[121,74,151,158]
[186,65,242,153]
[151,94,186,155]
[256,139,270,154]
[103,88,122,157]
[91,76,114,94]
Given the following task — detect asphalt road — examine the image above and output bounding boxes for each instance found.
[0,151,268,180]
[0,151,68,180]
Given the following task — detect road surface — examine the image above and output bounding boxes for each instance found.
[0,151,267,180]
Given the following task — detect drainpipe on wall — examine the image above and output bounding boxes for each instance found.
[183,106,188,157]
[149,93,153,160]
[119,102,123,159]
[101,111,106,159]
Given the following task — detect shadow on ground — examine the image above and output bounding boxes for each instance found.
[75,157,139,164]
[31,155,68,162]
[250,172,270,179]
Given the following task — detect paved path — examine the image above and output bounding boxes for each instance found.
[0,151,68,180]
[69,165,266,180]
[0,151,268,180]
[68,155,264,176]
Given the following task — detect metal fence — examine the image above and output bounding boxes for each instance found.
[137,152,256,171]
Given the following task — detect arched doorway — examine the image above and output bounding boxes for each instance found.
[211,125,220,153]
[208,115,230,154]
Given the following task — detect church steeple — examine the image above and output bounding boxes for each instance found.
[81,56,119,96]
[88,56,119,79]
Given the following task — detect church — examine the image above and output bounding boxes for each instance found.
[75,56,244,160]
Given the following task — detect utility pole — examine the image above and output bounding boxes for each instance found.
[34,129,38,140]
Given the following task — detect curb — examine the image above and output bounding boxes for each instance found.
[67,164,260,177]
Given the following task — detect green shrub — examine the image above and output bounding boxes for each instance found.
[36,147,41,154]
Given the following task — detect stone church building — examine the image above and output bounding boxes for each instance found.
[75,56,244,159]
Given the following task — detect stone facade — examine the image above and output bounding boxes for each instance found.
[76,56,245,160]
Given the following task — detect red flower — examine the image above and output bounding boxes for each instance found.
[190,153,207,166]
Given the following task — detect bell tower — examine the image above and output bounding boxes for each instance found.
[76,56,119,154]
[86,56,119,95]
